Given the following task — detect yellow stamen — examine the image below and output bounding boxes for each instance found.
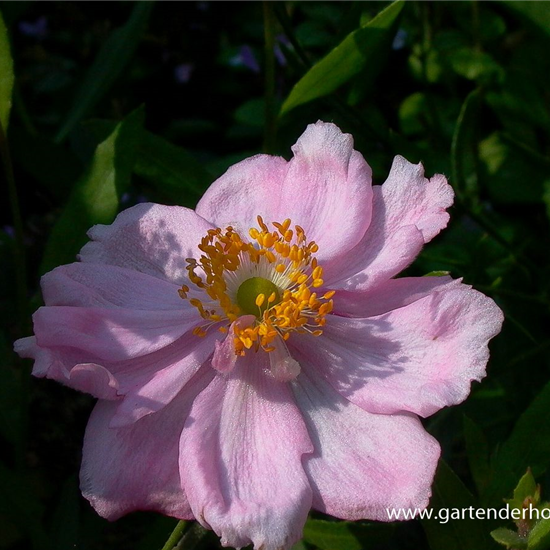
[182,218,335,355]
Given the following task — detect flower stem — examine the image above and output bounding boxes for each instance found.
[263,0,277,154]
[160,520,187,550]
[0,118,28,328]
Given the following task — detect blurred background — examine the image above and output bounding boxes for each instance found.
[1,1,550,549]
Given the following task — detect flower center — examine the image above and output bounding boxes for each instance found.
[236,277,280,317]
[179,216,334,356]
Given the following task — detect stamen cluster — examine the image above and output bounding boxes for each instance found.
[179,216,334,355]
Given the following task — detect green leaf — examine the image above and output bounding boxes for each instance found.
[134,131,213,206]
[0,8,14,132]
[302,518,394,550]
[491,527,527,549]
[451,89,482,202]
[10,125,83,201]
[49,476,80,550]
[544,182,550,223]
[423,271,451,277]
[422,460,490,550]
[55,2,152,143]
[464,415,491,496]
[502,1,550,38]
[448,48,503,82]
[41,107,145,273]
[482,381,550,508]
[505,469,538,512]
[479,132,550,204]
[529,517,550,550]
[280,0,405,115]
[81,119,213,207]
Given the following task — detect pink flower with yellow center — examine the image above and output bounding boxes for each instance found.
[15,121,503,550]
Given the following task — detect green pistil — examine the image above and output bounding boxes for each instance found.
[237,277,280,317]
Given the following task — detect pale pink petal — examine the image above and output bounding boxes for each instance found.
[33,306,195,361]
[268,337,301,382]
[41,262,184,310]
[180,354,313,550]
[332,275,460,317]
[291,365,440,521]
[326,156,453,291]
[62,364,119,400]
[281,121,373,268]
[17,327,219,414]
[79,203,214,284]
[196,155,288,231]
[293,285,503,417]
[81,367,213,521]
[326,224,425,291]
[211,315,255,374]
[14,336,120,399]
[197,121,373,270]
[110,331,220,427]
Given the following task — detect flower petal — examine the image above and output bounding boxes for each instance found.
[14,336,120,399]
[80,367,213,521]
[281,121,373,268]
[79,203,214,284]
[293,284,503,417]
[180,354,313,550]
[327,156,453,291]
[197,121,373,270]
[110,331,220,427]
[291,365,440,521]
[196,155,288,231]
[211,315,255,374]
[332,275,460,317]
[41,262,184,310]
[33,306,195,361]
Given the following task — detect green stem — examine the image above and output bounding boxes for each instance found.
[274,3,311,69]
[14,86,38,137]
[263,0,277,153]
[0,119,28,328]
[160,520,187,550]
[471,0,481,52]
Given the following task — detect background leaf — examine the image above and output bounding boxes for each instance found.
[501,1,550,38]
[483,381,550,508]
[55,2,152,143]
[451,88,482,203]
[280,0,405,115]
[528,517,550,550]
[302,518,394,550]
[464,415,491,496]
[422,460,491,550]
[134,131,214,206]
[0,8,14,132]
[41,107,144,273]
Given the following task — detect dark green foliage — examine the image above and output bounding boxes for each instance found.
[2,2,550,549]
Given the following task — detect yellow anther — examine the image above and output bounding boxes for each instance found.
[183,216,333,354]
[312,266,323,280]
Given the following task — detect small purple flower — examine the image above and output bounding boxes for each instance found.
[174,63,194,84]
[229,45,260,73]
[19,16,48,40]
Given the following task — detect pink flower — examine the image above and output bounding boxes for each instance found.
[15,121,503,550]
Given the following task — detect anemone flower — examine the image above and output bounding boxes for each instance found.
[15,121,503,550]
